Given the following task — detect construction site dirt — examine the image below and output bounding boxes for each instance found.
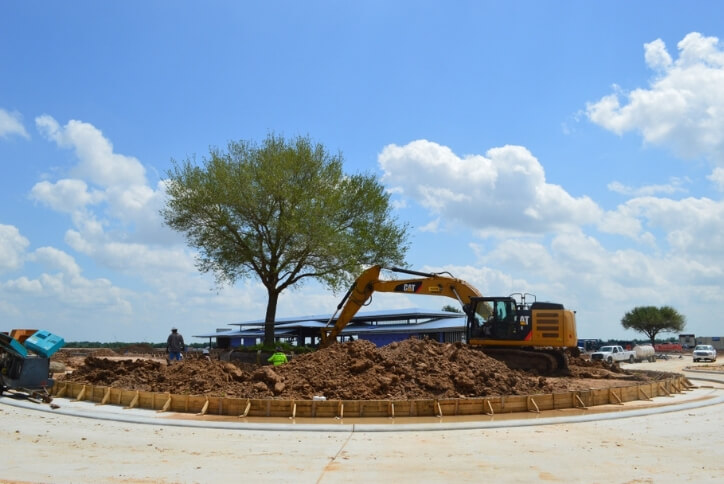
[53,338,671,400]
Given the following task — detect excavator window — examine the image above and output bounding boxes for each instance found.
[495,301,512,321]
[470,308,486,337]
[490,300,516,338]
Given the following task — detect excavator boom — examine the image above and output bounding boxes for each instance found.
[320,265,481,347]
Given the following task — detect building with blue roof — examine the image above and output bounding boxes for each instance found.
[193,307,466,348]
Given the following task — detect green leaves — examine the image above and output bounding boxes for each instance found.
[620,305,686,345]
[161,133,409,344]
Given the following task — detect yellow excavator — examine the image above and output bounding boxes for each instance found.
[320,265,578,373]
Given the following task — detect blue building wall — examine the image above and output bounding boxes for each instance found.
[357,333,410,346]
[358,332,445,346]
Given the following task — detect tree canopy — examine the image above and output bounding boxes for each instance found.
[441,304,462,313]
[620,306,686,346]
[162,134,409,345]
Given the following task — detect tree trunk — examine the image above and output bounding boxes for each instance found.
[648,330,657,348]
[264,289,279,347]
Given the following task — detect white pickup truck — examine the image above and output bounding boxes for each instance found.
[590,345,636,364]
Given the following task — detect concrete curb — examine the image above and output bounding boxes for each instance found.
[2,384,723,432]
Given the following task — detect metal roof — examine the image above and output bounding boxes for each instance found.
[193,328,295,338]
[192,307,465,338]
[225,307,463,327]
[345,317,465,334]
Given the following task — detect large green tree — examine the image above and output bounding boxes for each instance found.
[162,134,409,345]
[620,306,686,346]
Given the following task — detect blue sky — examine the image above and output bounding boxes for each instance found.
[2,1,724,343]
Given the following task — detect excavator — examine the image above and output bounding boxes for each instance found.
[320,265,578,373]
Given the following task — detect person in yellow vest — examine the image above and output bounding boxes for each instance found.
[268,346,288,366]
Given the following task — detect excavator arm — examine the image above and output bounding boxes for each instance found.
[319,265,482,347]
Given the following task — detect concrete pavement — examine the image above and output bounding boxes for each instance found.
[0,357,722,483]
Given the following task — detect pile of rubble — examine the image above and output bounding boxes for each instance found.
[56,339,651,400]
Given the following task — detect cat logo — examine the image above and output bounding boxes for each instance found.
[394,282,422,293]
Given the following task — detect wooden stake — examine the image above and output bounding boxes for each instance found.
[240,400,251,418]
[609,388,623,405]
[159,394,172,413]
[126,391,139,409]
[99,387,110,405]
[659,382,672,397]
[197,397,209,416]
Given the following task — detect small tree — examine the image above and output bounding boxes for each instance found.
[620,306,686,346]
[441,304,462,313]
[162,134,409,346]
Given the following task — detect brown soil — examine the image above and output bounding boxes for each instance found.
[55,339,670,400]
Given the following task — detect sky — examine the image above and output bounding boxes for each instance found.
[2,1,724,343]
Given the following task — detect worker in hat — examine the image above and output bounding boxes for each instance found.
[166,327,185,364]
[267,346,288,366]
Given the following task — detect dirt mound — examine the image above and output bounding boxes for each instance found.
[61,357,247,396]
[271,339,551,399]
[57,339,651,400]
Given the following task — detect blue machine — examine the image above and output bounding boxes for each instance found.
[0,329,65,402]
[24,330,65,358]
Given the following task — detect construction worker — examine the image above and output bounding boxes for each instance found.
[267,346,288,366]
[166,327,185,364]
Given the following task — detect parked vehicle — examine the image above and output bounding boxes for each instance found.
[590,345,636,364]
[633,344,656,363]
[692,344,717,362]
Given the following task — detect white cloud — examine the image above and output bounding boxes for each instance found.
[378,140,602,236]
[0,108,29,139]
[29,247,82,278]
[419,218,440,233]
[708,167,724,191]
[587,32,724,165]
[3,270,132,313]
[596,206,650,242]
[607,177,689,196]
[596,192,724,258]
[644,39,673,71]
[0,225,30,273]
[1,244,134,321]
[30,179,105,213]
[36,115,147,187]
[32,116,183,271]
[622,196,724,257]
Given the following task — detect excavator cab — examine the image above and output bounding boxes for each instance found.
[466,294,535,342]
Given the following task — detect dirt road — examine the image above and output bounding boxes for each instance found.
[1,356,722,483]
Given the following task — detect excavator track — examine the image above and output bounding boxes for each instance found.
[481,348,570,375]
